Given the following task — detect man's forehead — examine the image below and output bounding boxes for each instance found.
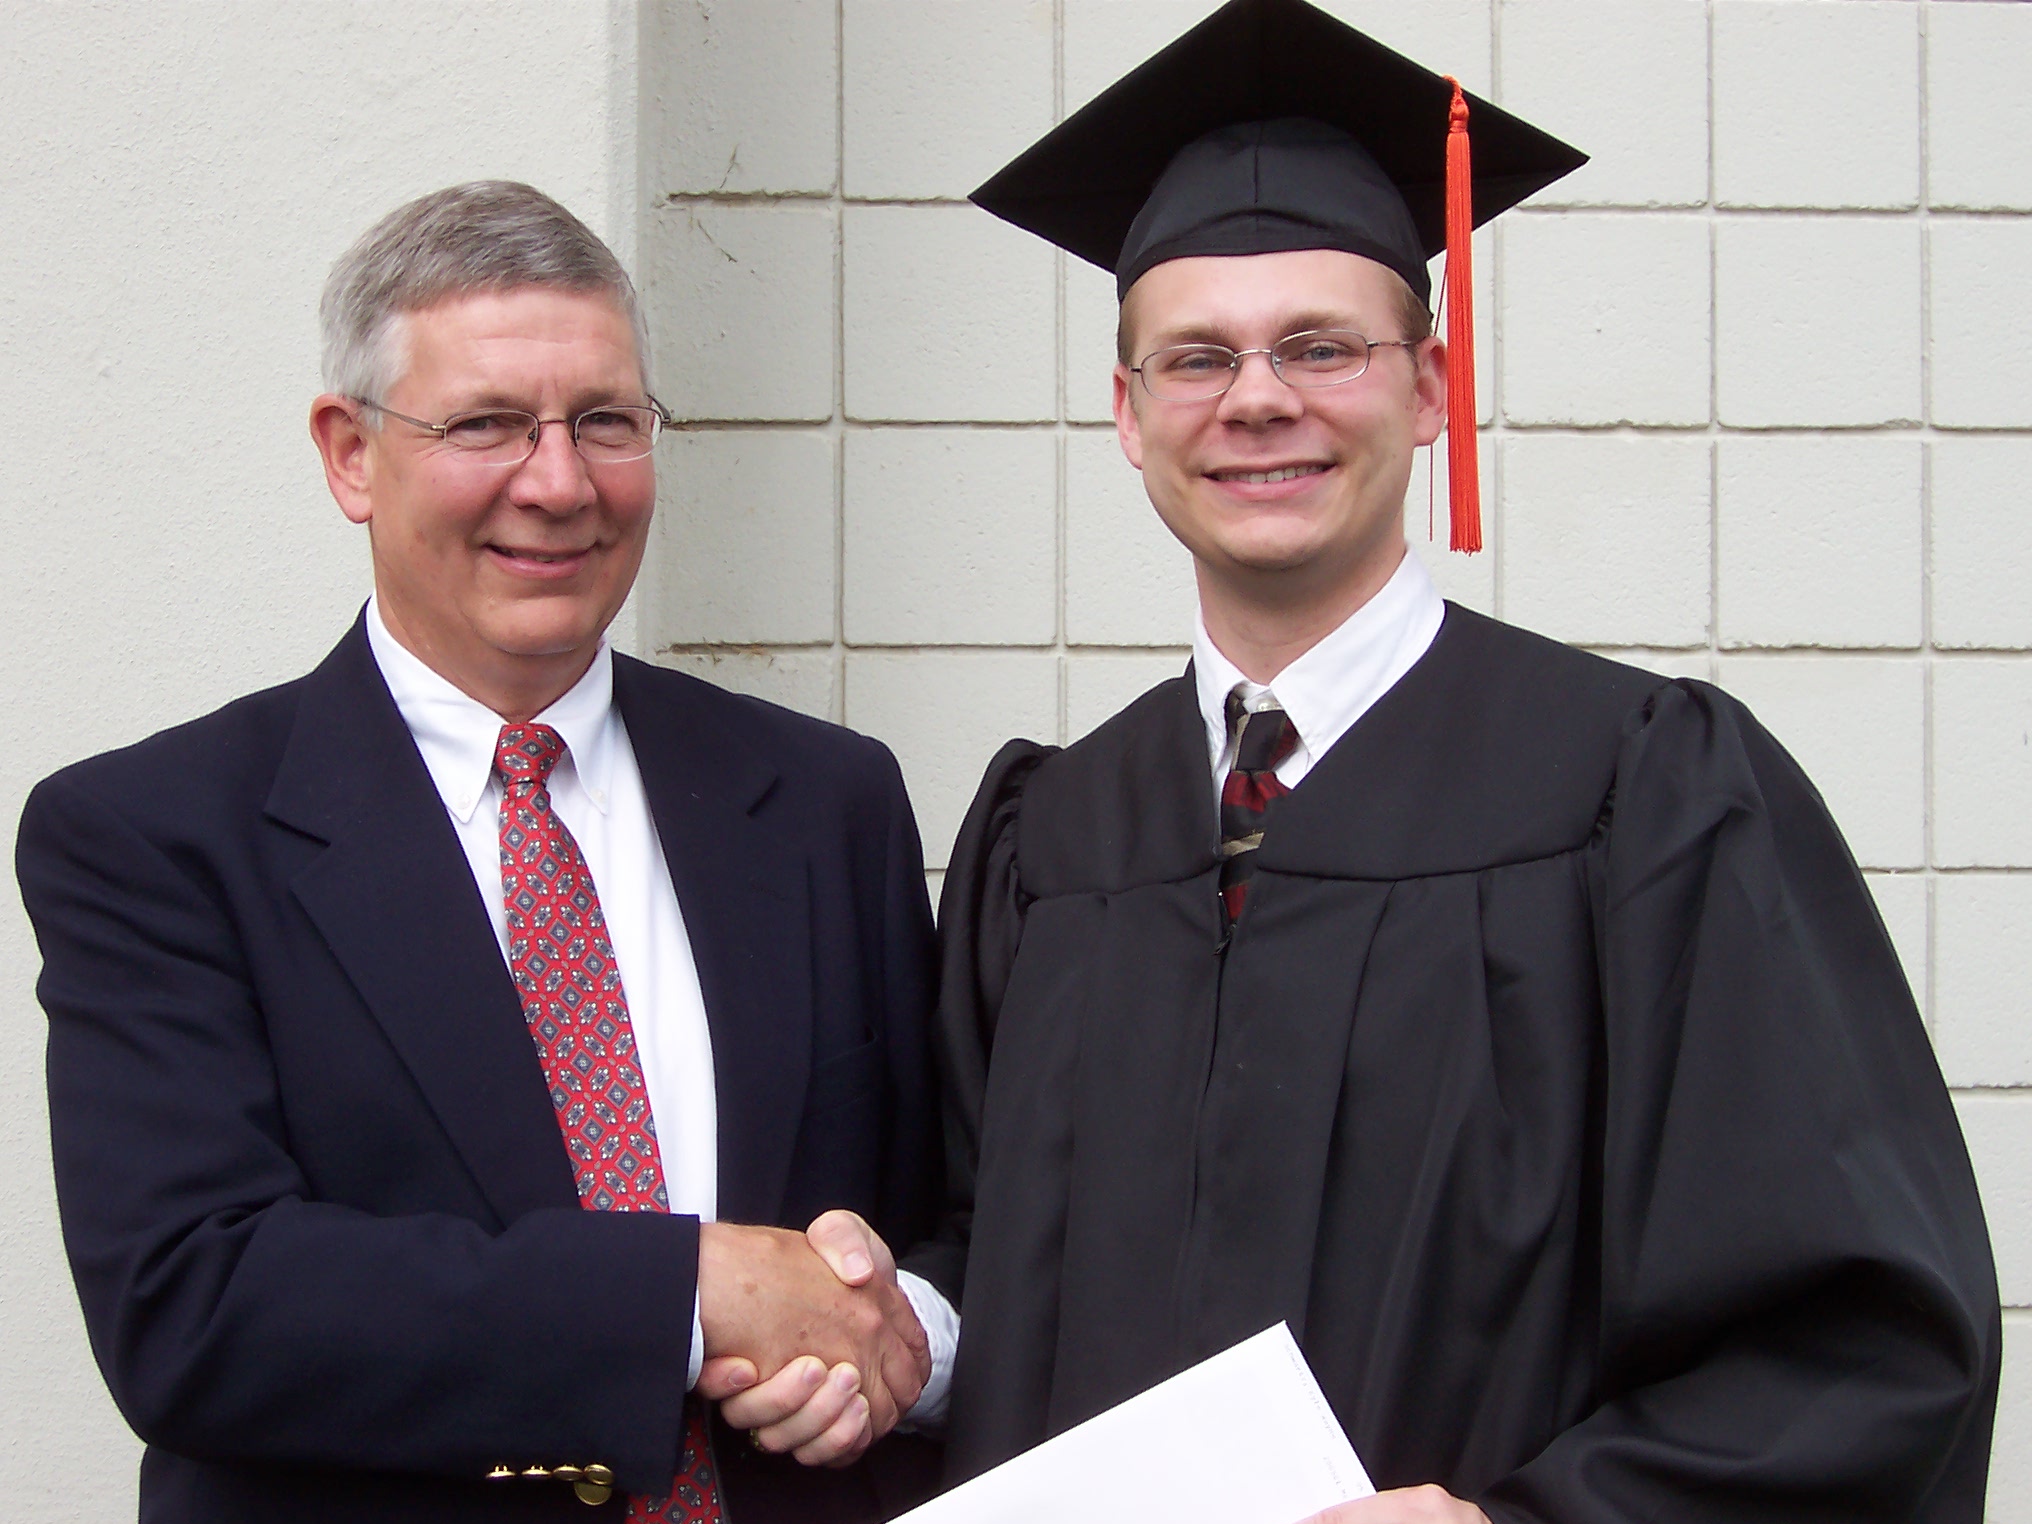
[401,285,633,340]
[390,285,645,396]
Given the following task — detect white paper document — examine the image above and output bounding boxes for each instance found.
[891,1322,1374,1524]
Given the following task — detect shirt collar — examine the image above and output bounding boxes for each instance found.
[364,596,618,823]
[1193,549,1443,769]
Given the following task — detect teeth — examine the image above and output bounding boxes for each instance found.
[1215,465,1327,484]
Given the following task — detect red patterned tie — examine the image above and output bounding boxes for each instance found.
[1218,692,1299,925]
[495,723,723,1523]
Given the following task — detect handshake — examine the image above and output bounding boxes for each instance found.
[694,1210,928,1468]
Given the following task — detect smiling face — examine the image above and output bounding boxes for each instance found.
[311,285,656,720]
[1113,248,1446,629]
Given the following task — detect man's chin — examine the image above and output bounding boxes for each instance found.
[475,607,615,663]
[1210,538,1332,578]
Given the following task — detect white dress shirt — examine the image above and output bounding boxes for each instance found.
[1193,548,1446,794]
[365,600,957,1420]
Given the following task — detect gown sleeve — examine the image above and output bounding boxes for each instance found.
[897,739,1054,1307]
[1484,680,2000,1523]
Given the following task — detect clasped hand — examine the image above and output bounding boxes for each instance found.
[694,1218,1494,1513]
[694,1210,923,1468]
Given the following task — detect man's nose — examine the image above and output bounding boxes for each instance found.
[509,418,598,510]
[1216,349,1300,423]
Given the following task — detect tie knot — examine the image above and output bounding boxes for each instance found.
[1225,691,1298,775]
[495,723,566,789]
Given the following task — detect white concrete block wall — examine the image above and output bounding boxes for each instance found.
[0,7,640,1520]
[841,429,1059,643]
[1501,434,1712,646]
[654,203,838,421]
[644,2,2032,1509]
[1717,436,1924,649]
[1712,0,1920,211]
[1715,218,1925,427]
[1932,221,2032,430]
[843,0,1057,199]
[1935,438,2032,650]
[842,205,1059,421]
[1502,0,1709,208]
[1501,213,1712,427]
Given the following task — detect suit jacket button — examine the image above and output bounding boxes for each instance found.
[486,1466,516,1481]
[575,1464,615,1506]
[521,1466,552,1479]
[553,1465,585,1482]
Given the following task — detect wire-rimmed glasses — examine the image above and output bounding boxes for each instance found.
[360,398,675,466]
[1130,330,1420,402]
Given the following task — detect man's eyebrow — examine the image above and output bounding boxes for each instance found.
[439,387,648,413]
[1278,311,1366,336]
[1143,324,1232,348]
[1143,311,1368,347]
[439,391,529,412]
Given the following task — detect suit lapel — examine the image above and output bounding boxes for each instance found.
[265,619,576,1226]
[612,655,812,1227]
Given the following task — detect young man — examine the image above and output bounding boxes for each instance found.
[757,1,2000,1518]
[17,181,952,1522]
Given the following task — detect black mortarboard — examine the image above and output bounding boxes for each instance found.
[971,0,1584,304]
[969,0,1589,551]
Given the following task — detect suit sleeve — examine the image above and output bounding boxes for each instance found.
[17,770,698,1495]
[897,739,1053,1308]
[1482,681,2000,1524]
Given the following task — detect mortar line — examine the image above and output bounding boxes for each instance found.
[1510,203,2016,223]
[1706,0,1720,686]
[1914,0,1943,1032]
[651,192,2026,220]
[831,0,848,725]
[1054,0,1069,745]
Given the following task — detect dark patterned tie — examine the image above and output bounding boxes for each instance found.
[495,723,723,1523]
[1218,692,1299,926]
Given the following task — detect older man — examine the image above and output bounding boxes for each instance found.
[17,181,950,1522]
[754,1,2001,1518]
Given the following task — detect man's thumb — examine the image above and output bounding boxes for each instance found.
[806,1208,880,1285]
[695,1356,758,1401]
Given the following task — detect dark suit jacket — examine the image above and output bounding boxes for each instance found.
[16,617,943,1523]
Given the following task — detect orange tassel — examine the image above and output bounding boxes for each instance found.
[1443,77,1481,554]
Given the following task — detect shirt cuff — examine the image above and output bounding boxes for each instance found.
[895,1270,959,1434]
[687,1288,705,1391]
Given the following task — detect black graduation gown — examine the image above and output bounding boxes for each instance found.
[915,605,1999,1521]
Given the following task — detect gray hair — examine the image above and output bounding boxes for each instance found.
[319,180,650,406]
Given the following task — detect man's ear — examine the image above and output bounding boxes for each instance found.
[1412,338,1449,450]
[309,395,378,525]
[1112,364,1144,471]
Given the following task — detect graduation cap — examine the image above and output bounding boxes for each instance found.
[970,0,1587,553]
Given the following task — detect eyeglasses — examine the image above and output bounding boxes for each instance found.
[1130,330,1421,402]
[359,397,674,466]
